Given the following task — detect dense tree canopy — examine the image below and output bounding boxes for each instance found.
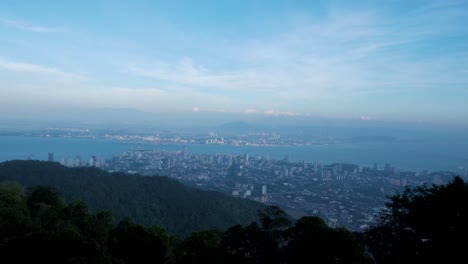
[0,181,368,263]
[3,160,468,263]
[0,183,116,263]
[0,160,263,235]
[364,176,468,263]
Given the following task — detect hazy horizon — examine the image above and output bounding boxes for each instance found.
[1,106,468,132]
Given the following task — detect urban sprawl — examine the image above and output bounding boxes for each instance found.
[52,147,465,231]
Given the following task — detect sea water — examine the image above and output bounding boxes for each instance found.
[0,135,467,171]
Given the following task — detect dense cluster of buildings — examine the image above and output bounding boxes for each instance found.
[47,152,106,168]
[103,148,460,231]
[101,130,326,147]
[19,128,468,230]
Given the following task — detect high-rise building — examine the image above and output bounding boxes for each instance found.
[48,152,54,162]
[373,162,378,171]
[262,185,267,195]
[182,146,187,158]
[384,163,391,173]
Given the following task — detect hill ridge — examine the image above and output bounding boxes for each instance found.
[0,160,264,235]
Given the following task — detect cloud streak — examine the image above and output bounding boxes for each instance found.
[0,58,85,81]
[1,1,468,123]
[2,19,66,33]
[127,1,468,112]
[188,107,301,117]
[128,58,277,93]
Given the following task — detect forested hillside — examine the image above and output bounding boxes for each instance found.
[0,160,264,235]
[0,182,367,263]
[2,160,468,263]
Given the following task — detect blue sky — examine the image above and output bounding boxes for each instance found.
[1,0,467,125]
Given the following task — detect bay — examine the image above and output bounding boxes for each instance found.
[0,135,467,171]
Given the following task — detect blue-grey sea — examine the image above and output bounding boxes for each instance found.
[1,135,467,171]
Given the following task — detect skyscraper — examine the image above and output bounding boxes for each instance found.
[48,152,54,162]
[182,146,187,158]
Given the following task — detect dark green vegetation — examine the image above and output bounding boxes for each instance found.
[0,182,366,263]
[0,160,263,235]
[364,176,468,263]
[1,160,468,263]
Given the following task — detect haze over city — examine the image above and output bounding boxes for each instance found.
[2,2,468,263]
[1,0,467,127]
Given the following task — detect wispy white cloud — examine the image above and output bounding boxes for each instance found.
[243,109,258,114]
[188,107,301,117]
[128,1,468,113]
[263,110,300,117]
[2,19,66,33]
[128,58,276,92]
[2,1,468,122]
[0,83,236,113]
[417,0,467,13]
[0,58,85,81]
[360,115,374,121]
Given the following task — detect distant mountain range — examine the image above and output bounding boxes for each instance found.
[0,160,264,235]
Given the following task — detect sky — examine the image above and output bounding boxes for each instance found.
[1,0,468,126]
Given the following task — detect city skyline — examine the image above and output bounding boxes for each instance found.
[1,0,468,125]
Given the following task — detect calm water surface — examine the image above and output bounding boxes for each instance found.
[1,135,467,171]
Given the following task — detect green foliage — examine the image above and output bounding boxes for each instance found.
[364,176,468,263]
[108,219,171,264]
[0,161,370,263]
[258,205,292,232]
[0,182,369,263]
[216,207,367,264]
[0,181,30,238]
[176,230,224,264]
[4,161,468,263]
[284,216,366,263]
[0,160,264,235]
[0,183,115,263]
